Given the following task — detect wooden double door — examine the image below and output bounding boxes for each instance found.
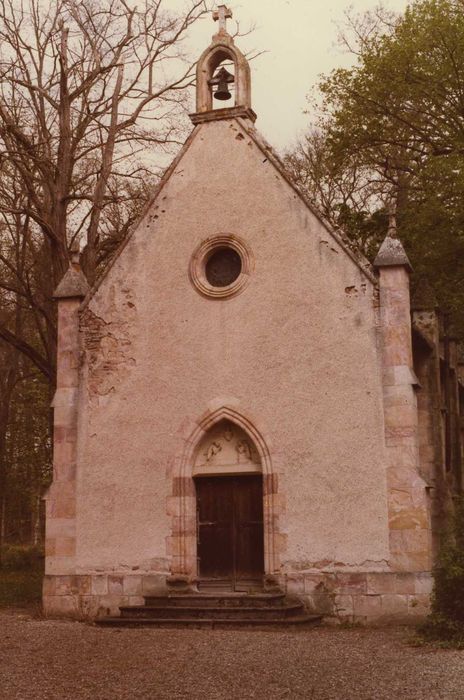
[196,475,264,586]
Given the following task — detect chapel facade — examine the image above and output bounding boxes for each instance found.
[43,7,463,623]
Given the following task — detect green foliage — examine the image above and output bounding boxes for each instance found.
[420,498,464,646]
[0,570,43,608]
[1,364,52,547]
[289,0,464,339]
[320,0,464,165]
[0,545,43,571]
[335,204,388,262]
[0,545,43,608]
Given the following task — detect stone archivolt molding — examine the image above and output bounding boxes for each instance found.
[189,234,253,299]
[169,406,282,580]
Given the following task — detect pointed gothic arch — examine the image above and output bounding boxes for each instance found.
[168,405,283,582]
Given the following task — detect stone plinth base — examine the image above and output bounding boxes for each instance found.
[43,573,168,619]
[283,571,432,624]
[43,571,433,623]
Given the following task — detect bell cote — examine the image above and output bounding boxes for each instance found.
[190,5,257,124]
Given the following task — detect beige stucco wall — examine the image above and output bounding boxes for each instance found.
[74,117,390,576]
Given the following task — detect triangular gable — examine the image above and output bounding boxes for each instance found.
[82,117,376,307]
[81,124,202,308]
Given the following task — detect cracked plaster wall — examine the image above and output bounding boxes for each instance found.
[74,118,390,575]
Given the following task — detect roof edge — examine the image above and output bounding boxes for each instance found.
[190,106,257,124]
[236,117,378,286]
[83,115,378,308]
[54,266,89,299]
[374,233,412,272]
[80,124,202,309]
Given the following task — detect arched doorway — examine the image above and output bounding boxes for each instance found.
[193,420,264,590]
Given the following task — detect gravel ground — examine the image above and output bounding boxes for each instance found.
[1,610,463,699]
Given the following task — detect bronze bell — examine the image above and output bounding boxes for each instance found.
[208,66,234,101]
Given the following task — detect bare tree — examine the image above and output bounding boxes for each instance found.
[0,340,19,561]
[284,128,380,221]
[0,0,209,380]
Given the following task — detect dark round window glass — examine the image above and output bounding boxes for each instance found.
[205,247,242,287]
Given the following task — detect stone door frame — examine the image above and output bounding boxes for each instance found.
[168,405,282,581]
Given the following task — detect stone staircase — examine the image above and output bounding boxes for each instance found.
[97,591,323,629]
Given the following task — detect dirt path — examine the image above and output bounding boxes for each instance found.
[0,610,463,699]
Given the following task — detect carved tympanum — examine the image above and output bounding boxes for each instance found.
[194,420,261,476]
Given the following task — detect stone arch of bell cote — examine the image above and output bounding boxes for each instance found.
[168,405,284,581]
[195,36,252,113]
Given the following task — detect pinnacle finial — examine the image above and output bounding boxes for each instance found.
[387,197,398,239]
[69,237,81,268]
[374,231,412,272]
[54,244,89,299]
[374,193,413,270]
[213,4,232,34]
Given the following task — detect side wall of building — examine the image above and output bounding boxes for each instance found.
[413,307,464,559]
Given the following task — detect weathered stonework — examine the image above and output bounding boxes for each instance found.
[43,570,432,623]
[292,569,432,623]
[375,261,432,574]
[80,292,136,399]
[45,305,82,575]
[166,404,284,582]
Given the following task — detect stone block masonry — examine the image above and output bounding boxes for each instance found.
[45,256,88,579]
[45,299,81,576]
[42,571,432,623]
[375,248,432,575]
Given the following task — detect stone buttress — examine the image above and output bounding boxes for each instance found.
[43,248,89,616]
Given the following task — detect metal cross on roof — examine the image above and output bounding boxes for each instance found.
[213,4,233,33]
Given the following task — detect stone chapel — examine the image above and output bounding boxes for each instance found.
[43,7,464,624]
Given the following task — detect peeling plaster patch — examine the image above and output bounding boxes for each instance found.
[345,284,368,297]
[319,240,338,255]
[81,293,136,399]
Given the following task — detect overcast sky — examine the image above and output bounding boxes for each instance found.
[183,0,410,151]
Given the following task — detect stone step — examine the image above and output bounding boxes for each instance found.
[143,593,287,608]
[96,591,319,629]
[97,614,323,629]
[119,602,304,620]
[198,579,264,593]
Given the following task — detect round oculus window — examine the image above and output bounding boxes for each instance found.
[189,235,253,299]
[205,247,242,287]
